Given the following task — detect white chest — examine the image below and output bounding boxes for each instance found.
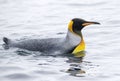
[63,30,81,49]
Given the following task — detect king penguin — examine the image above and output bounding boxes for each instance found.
[3,18,100,55]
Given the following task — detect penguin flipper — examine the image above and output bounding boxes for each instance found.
[3,37,10,44]
[2,37,11,49]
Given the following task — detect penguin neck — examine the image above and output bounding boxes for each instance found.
[65,30,82,47]
[65,30,85,54]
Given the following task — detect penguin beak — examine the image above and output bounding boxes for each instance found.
[82,21,100,26]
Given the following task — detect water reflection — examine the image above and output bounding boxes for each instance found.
[15,49,86,77]
[66,51,86,77]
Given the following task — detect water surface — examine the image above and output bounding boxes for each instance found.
[0,0,120,81]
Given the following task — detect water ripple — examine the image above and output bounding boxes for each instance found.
[65,2,107,7]
[4,73,32,79]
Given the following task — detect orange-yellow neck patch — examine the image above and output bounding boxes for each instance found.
[72,38,85,54]
[68,20,74,33]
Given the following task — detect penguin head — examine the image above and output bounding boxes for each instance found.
[68,18,100,35]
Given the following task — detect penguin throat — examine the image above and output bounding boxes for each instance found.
[72,31,85,54]
[66,30,85,54]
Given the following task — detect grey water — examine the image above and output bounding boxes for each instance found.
[0,0,120,81]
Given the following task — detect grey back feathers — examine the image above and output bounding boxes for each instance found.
[2,30,81,54]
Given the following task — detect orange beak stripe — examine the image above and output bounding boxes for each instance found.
[82,22,94,26]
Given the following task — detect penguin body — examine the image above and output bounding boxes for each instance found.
[3,37,63,53]
[3,18,100,55]
[3,31,80,54]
